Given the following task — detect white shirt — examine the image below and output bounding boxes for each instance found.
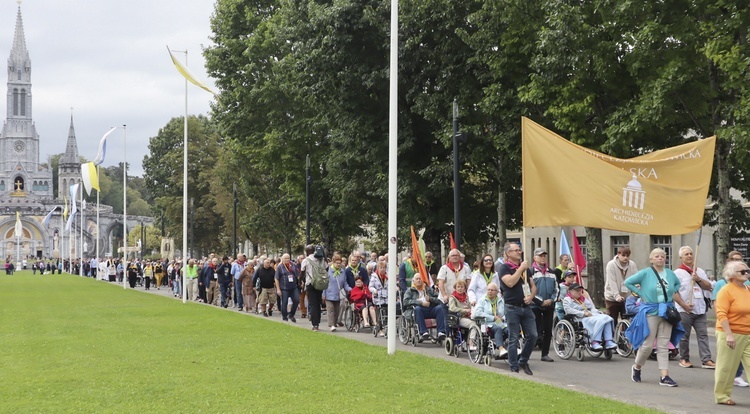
[674,265,710,314]
[437,263,471,301]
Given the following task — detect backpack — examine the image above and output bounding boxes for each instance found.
[310,259,329,291]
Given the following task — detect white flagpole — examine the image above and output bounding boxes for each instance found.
[386,0,399,355]
[123,124,128,289]
[174,49,189,304]
[96,165,100,275]
[80,188,84,276]
[60,210,63,273]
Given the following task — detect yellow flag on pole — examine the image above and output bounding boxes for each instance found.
[81,162,100,194]
[166,46,217,96]
[63,197,69,221]
[521,117,715,235]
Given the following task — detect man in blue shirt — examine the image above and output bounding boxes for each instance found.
[231,254,247,310]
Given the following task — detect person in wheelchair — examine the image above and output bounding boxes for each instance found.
[563,283,617,351]
[448,279,477,329]
[556,270,578,321]
[403,275,447,342]
[369,260,389,337]
[349,276,377,329]
[473,282,509,359]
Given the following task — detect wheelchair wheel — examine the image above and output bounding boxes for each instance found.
[577,347,584,361]
[614,320,633,357]
[343,306,354,331]
[397,316,410,344]
[604,349,613,360]
[444,337,454,356]
[484,354,492,367]
[467,325,483,364]
[553,319,576,360]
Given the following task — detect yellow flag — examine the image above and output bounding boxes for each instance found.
[166,46,218,96]
[522,117,716,235]
[80,162,100,193]
[63,197,69,220]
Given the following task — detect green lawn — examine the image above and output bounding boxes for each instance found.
[0,272,659,413]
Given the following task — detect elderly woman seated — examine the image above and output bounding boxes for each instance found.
[562,283,617,351]
[472,282,509,358]
[448,279,477,329]
[349,276,377,328]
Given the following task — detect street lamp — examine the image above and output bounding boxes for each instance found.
[190,197,194,259]
[233,183,238,257]
[452,99,464,249]
[305,154,311,245]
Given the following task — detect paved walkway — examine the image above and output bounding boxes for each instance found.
[123,280,745,413]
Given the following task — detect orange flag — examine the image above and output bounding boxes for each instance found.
[411,226,429,284]
[449,232,457,250]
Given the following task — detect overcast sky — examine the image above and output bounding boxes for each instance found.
[0,0,216,176]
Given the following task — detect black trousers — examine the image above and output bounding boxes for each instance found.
[306,285,323,327]
[533,307,555,357]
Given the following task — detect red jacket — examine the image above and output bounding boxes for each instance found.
[349,286,372,306]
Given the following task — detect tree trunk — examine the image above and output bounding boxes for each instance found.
[497,185,507,259]
[716,139,731,265]
[585,227,604,308]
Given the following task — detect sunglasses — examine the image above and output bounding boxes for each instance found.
[483,259,494,262]
[740,269,750,275]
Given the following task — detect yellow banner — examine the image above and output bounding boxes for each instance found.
[522,117,716,234]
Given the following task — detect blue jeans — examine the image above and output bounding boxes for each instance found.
[281,289,300,320]
[505,304,538,368]
[234,281,244,309]
[173,278,181,296]
[489,325,508,349]
[414,305,447,335]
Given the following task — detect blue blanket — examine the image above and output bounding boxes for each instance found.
[625,302,685,350]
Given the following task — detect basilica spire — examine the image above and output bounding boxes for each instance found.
[60,115,80,165]
[9,2,31,75]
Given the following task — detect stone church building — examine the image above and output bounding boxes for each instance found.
[0,5,149,260]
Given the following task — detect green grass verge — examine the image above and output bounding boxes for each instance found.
[1,271,659,413]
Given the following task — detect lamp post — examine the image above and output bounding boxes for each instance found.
[305,154,311,245]
[452,99,462,250]
[189,197,194,259]
[233,182,238,257]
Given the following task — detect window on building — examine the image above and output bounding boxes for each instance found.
[611,236,630,259]
[17,70,21,80]
[20,89,26,116]
[12,88,18,115]
[576,235,587,271]
[651,235,673,269]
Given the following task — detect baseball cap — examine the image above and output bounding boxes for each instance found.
[568,283,583,290]
[533,247,547,256]
[564,269,577,277]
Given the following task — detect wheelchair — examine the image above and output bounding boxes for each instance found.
[615,317,633,357]
[396,309,443,347]
[553,314,613,361]
[343,302,372,333]
[443,314,468,357]
[372,293,402,338]
[466,318,521,366]
[614,316,678,360]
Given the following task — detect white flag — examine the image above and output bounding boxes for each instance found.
[93,127,117,166]
[69,183,80,216]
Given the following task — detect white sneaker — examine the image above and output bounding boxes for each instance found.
[735,377,749,387]
[330,326,337,332]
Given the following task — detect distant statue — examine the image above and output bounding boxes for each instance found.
[137,238,142,249]
[53,232,59,250]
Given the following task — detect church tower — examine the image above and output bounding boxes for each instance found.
[58,116,81,199]
[0,3,51,198]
